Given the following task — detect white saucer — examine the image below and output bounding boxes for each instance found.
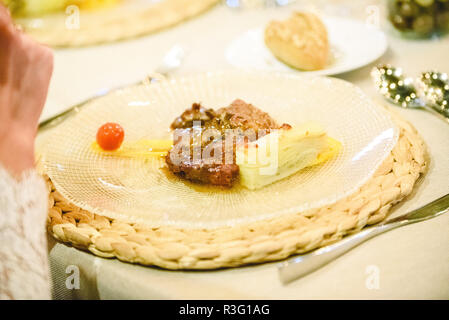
[225,16,388,76]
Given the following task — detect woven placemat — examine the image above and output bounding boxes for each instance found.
[19,0,219,47]
[44,111,427,270]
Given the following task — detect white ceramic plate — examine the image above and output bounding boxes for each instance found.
[225,16,388,76]
[42,71,398,229]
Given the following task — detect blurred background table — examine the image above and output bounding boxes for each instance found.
[43,0,449,299]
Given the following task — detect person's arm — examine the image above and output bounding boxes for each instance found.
[0,5,54,299]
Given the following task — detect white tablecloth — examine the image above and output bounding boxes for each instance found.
[43,1,449,299]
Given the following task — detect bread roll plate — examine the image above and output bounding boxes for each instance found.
[226,15,388,76]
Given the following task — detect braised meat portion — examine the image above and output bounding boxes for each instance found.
[166,99,280,187]
[170,103,217,130]
[166,144,240,187]
[217,99,280,133]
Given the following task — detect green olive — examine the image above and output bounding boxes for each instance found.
[412,14,435,33]
[415,0,434,7]
[436,11,449,29]
[400,2,417,16]
[392,14,410,29]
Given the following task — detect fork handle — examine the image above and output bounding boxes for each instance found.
[278,221,406,284]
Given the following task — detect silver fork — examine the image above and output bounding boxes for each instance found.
[39,45,186,131]
[278,193,449,284]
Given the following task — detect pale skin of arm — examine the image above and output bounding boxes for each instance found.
[0,5,54,300]
[0,5,53,176]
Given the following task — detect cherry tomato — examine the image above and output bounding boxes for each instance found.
[96,122,125,151]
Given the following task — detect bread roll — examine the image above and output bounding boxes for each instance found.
[265,11,330,71]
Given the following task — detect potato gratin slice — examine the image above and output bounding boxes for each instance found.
[236,122,341,190]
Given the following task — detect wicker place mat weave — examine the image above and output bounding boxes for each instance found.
[43,111,427,270]
[19,0,219,47]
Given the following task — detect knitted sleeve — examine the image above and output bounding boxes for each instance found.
[0,166,50,299]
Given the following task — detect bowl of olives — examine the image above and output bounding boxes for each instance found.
[388,0,449,38]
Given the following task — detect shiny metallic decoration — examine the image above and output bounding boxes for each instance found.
[417,71,449,117]
[371,64,449,123]
[371,64,423,108]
